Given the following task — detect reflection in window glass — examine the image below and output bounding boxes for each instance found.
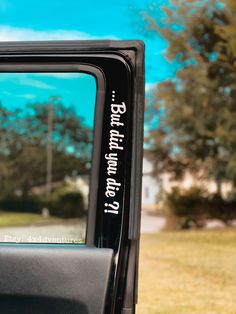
[0,72,96,243]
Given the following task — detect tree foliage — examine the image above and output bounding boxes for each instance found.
[145,0,236,193]
[0,100,92,197]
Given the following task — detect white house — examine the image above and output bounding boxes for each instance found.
[141,157,233,210]
[142,158,159,210]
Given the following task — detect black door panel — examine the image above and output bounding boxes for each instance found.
[0,245,113,314]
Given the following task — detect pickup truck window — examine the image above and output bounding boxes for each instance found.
[0,72,96,244]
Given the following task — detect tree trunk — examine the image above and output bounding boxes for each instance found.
[216,180,222,198]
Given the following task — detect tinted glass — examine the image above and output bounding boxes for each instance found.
[0,72,96,243]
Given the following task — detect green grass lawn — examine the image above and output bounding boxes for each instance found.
[137,230,236,314]
[0,211,61,227]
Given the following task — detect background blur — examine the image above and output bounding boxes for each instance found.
[1,1,236,313]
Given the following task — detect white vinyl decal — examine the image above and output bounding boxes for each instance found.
[104,91,126,215]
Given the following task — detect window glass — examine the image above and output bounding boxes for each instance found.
[0,72,96,243]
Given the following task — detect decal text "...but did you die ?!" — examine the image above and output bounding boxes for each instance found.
[104,91,126,215]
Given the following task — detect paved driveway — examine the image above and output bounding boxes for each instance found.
[0,211,166,243]
[140,211,166,233]
[0,222,86,243]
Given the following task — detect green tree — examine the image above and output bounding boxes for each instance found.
[145,0,236,195]
[0,99,92,198]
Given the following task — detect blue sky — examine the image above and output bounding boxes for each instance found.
[0,0,172,125]
[0,0,172,84]
[0,73,96,126]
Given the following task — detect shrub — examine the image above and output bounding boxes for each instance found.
[166,187,209,229]
[0,185,86,219]
[166,187,236,228]
[0,196,42,214]
[49,191,85,218]
[207,195,236,226]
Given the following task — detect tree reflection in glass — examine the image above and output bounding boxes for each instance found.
[0,72,96,243]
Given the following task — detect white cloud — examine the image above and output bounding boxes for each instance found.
[35,73,84,79]
[0,25,119,41]
[16,94,36,100]
[145,82,156,93]
[18,76,56,90]
[0,73,56,90]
